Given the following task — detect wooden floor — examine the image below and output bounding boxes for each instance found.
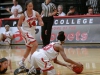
[0,45,100,75]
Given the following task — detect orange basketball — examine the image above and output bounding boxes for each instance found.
[0,19,2,27]
[72,65,83,74]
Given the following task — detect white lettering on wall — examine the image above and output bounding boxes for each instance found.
[60,20,64,24]
[66,19,69,24]
[89,19,93,24]
[77,19,81,24]
[54,20,58,25]
[71,19,75,24]
[54,18,94,25]
[83,19,87,24]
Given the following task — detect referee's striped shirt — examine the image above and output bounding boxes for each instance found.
[42,2,56,17]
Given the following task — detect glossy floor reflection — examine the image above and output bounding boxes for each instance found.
[0,45,100,75]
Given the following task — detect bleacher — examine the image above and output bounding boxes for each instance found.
[0,0,13,18]
[1,0,99,18]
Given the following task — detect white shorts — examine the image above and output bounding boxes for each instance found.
[31,50,54,72]
[23,32,36,48]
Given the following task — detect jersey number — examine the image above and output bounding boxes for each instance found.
[43,44,53,50]
[28,20,36,28]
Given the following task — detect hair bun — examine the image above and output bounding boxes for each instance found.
[57,31,65,41]
[59,31,64,35]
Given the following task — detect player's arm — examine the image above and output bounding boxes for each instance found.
[53,58,71,67]
[17,14,24,35]
[36,11,44,26]
[8,59,12,72]
[59,45,82,67]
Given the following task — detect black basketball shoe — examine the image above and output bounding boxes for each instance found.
[14,66,28,75]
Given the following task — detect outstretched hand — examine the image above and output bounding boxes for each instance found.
[6,8,10,12]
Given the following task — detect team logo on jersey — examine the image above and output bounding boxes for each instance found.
[27,18,36,27]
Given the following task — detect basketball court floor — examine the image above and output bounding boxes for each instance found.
[0,44,100,75]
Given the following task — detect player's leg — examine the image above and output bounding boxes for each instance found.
[27,51,41,75]
[30,41,38,55]
[35,53,54,75]
[19,47,31,66]
[4,38,11,45]
[43,69,56,75]
[0,33,4,42]
[19,33,38,66]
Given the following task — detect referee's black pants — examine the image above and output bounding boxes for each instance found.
[41,16,54,47]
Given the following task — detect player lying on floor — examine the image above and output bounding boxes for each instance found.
[14,31,83,75]
[0,58,12,74]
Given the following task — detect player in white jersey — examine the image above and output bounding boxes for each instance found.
[17,1,44,66]
[0,25,13,45]
[25,31,83,75]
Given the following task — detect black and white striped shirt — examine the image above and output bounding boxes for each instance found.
[42,2,56,17]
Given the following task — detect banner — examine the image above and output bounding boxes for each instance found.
[1,16,100,44]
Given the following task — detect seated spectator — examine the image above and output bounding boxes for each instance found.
[10,9,21,18]
[67,6,78,16]
[86,7,94,15]
[0,25,13,45]
[6,0,23,15]
[57,5,66,16]
[0,58,12,74]
[86,0,99,14]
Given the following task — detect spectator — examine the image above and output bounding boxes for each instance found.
[87,7,94,15]
[0,25,13,45]
[57,5,66,16]
[67,6,78,16]
[86,0,99,14]
[6,0,23,15]
[10,9,21,18]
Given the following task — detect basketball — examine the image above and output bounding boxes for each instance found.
[0,19,2,27]
[72,65,83,74]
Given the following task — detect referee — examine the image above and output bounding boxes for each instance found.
[41,0,57,47]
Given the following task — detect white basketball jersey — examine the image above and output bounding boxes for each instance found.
[22,10,36,33]
[3,31,12,37]
[40,42,59,61]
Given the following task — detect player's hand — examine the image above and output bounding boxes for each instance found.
[6,8,10,12]
[76,62,83,68]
